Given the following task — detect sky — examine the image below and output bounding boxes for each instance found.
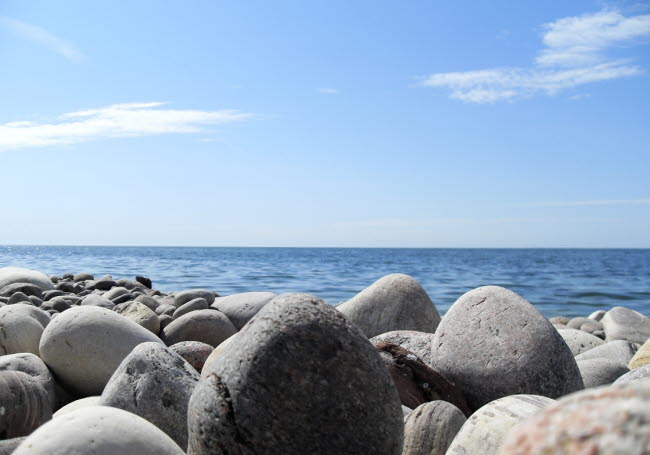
[0,0,649,247]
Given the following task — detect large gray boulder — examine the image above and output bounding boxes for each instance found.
[336,273,440,338]
[402,400,466,455]
[0,371,53,438]
[0,267,54,291]
[447,394,555,455]
[101,342,199,450]
[0,304,47,355]
[211,291,276,329]
[500,382,650,455]
[12,406,185,455]
[557,328,605,356]
[0,353,57,410]
[161,309,236,347]
[431,286,583,411]
[39,306,164,396]
[370,330,436,368]
[602,306,650,344]
[187,293,404,455]
[577,358,629,388]
[574,339,638,365]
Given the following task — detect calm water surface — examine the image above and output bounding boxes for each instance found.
[0,246,648,318]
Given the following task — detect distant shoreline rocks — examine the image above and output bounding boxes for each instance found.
[0,265,648,454]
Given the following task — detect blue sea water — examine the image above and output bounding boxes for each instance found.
[0,246,648,318]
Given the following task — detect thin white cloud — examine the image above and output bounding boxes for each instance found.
[318,88,339,94]
[533,198,650,207]
[0,102,252,151]
[0,16,84,61]
[419,9,650,103]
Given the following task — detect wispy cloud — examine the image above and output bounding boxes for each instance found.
[532,198,650,207]
[0,102,252,151]
[419,9,650,103]
[0,16,84,61]
[318,88,339,94]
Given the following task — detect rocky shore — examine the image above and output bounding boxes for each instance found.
[0,266,649,454]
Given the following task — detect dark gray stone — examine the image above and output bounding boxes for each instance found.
[371,330,436,368]
[135,276,152,289]
[577,358,629,388]
[431,286,583,411]
[211,291,276,329]
[173,298,209,319]
[8,292,31,305]
[161,309,236,347]
[0,282,44,299]
[100,342,199,449]
[43,290,64,301]
[0,371,52,438]
[159,314,174,329]
[336,273,441,338]
[187,293,404,455]
[111,293,134,304]
[93,276,117,291]
[103,286,130,301]
[28,295,43,307]
[174,289,217,307]
[403,401,467,455]
[40,296,71,313]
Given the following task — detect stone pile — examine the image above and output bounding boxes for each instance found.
[0,266,648,454]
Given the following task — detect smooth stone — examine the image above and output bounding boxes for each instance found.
[40,296,70,312]
[0,304,47,355]
[431,286,582,411]
[100,342,199,449]
[174,289,216,307]
[549,316,569,325]
[169,341,214,372]
[28,296,43,307]
[0,267,54,291]
[173,297,209,319]
[0,282,43,299]
[199,334,236,378]
[370,330,436,368]
[134,294,159,311]
[7,291,31,305]
[92,278,117,291]
[159,314,174,329]
[336,273,441,338]
[577,358,629,388]
[579,321,601,333]
[156,303,176,316]
[402,405,413,421]
[188,293,404,455]
[0,353,56,410]
[614,363,650,384]
[52,396,101,418]
[499,382,650,455]
[566,316,593,329]
[161,309,236,347]
[557,328,605,356]
[211,291,276,329]
[593,329,606,339]
[114,301,160,334]
[39,306,164,396]
[111,293,134,304]
[73,273,93,282]
[447,394,555,455]
[403,400,466,455]
[628,338,650,369]
[135,275,152,288]
[13,406,185,455]
[0,437,26,455]
[0,371,53,438]
[589,310,607,321]
[61,274,74,280]
[103,286,129,301]
[552,323,567,330]
[80,293,115,309]
[42,290,64,301]
[375,342,470,415]
[54,281,78,293]
[3,304,50,328]
[602,306,650,344]
[574,339,638,365]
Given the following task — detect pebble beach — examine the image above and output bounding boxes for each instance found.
[1,265,650,454]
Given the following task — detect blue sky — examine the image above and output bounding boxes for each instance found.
[0,0,649,247]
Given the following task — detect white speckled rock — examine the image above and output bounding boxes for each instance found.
[577,358,629,388]
[52,396,101,418]
[602,306,650,344]
[336,274,440,338]
[0,304,47,355]
[39,306,164,396]
[100,342,199,450]
[0,267,54,291]
[499,382,650,455]
[211,291,276,329]
[557,328,604,356]
[13,406,185,455]
[431,286,582,411]
[370,330,435,368]
[403,401,466,455]
[447,394,555,455]
[574,339,637,365]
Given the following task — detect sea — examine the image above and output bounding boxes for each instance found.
[0,246,648,318]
